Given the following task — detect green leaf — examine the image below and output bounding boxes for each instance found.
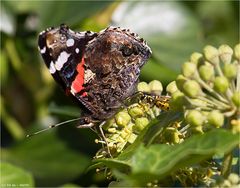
[91,111,182,171]
[0,162,34,187]
[196,1,238,46]
[111,2,202,82]
[129,130,239,185]
[116,111,183,161]
[143,111,183,146]
[48,103,81,117]
[5,1,112,28]
[0,50,9,86]
[139,59,178,83]
[0,3,15,35]
[39,1,112,28]
[1,130,90,187]
[60,183,80,187]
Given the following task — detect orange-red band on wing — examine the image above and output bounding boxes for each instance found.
[71,57,86,96]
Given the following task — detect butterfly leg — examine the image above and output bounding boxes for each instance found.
[77,117,112,158]
[99,121,112,158]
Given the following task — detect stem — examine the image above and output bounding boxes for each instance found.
[215,61,224,77]
[221,151,233,178]
[184,97,213,110]
[230,81,236,93]
[1,97,25,140]
[201,95,230,109]
[5,39,22,71]
[236,62,240,92]
[195,73,229,104]
[223,108,237,117]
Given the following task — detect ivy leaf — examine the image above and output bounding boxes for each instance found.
[92,130,239,186]
[5,1,112,28]
[1,129,90,187]
[48,103,81,117]
[1,162,34,187]
[128,130,239,185]
[90,111,182,170]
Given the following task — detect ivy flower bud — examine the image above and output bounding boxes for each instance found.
[137,82,150,93]
[204,45,219,65]
[186,110,205,127]
[207,110,224,128]
[198,64,215,81]
[128,105,144,118]
[183,80,202,98]
[222,180,232,187]
[218,45,233,64]
[231,119,240,134]
[223,64,237,80]
[108,127,117,133]
[190,52,203,64]
[170,91,185,110]
[231,91,240,107]
[128,133,137,144]
[134,117,149,133]
[228,173,240,185]
[166,81,178,94]
[182,62,197,78]
[164,127,180,144]
[148,80,163,95]
[234,43,240,61]
[115,111,131,127]
[192,126,204,134]
[120,128,131,139]
[176,74,188,91]
[213,76,229,93]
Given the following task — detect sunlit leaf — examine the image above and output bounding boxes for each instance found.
[0,3,15,35]
[129,130,239,185]
[1,162,34,187]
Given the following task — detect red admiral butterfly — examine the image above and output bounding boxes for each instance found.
[38,24,151,128]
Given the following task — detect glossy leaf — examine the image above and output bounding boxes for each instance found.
[1,162,34,187]
[129,130,239,185]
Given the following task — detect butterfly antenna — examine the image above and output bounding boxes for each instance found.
[26,117,82,138]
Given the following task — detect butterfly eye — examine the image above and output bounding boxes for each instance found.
[121,45,133,56]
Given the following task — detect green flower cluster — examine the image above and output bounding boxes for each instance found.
[210,173,240,188]
[95,80,165,158]
[168,44,240,134]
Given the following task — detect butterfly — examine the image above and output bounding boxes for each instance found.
[38,24,151,128]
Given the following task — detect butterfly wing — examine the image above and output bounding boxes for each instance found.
[38,24,98,94]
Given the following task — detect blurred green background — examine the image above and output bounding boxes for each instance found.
[1,1,239,187]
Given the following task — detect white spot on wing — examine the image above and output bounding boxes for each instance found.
[70,87,76,95]
[66,38,75,47]
[55,51,70,71]
[40,46,46,54]
[75,48,79,53]
[49,61,56,74]
[76,32,86,37]
[84,69,95,83]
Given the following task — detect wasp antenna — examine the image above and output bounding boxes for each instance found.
[26,117,82,138]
